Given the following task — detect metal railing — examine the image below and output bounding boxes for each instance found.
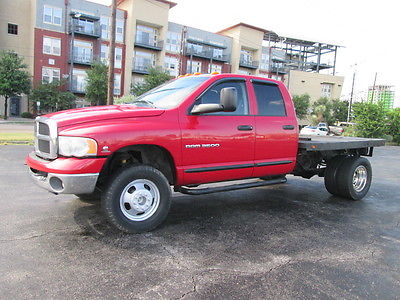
[239,59,259,69]
[135,35,163,50]
[186,46,229,62]
[69,19,101,37]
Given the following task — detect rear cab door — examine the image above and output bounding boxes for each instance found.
[249,79,298,177]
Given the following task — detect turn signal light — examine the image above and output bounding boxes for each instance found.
[211,72,220,75]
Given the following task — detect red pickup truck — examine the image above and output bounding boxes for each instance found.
[26,73,385,233]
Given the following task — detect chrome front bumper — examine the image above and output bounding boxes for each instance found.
[29,169,99,194]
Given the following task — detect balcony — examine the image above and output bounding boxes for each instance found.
[239,59,259,69]
[69,19,101,38]
[132,63,153,75]
[270,64,288,74]
[69,53,94,66]
[185,46,229,62]
[135,36,163,51]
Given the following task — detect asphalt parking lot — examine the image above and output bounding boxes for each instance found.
[1,145,399,299]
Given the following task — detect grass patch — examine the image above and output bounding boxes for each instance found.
[0,132,34,144]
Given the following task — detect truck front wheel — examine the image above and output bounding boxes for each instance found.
[102,165,171,233]
[336,157,372,200]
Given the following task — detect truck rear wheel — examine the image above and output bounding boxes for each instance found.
[336,157,372,200]
[102,165,171,233]
[324,155,347,196]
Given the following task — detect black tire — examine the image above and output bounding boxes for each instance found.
[336,157,372,200]
[324,155,347,196]
[102,165,171,233]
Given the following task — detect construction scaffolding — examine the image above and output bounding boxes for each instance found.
[263,31,341,76]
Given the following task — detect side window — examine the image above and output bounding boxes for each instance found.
[253,83,286,116]
[197,80,249,115]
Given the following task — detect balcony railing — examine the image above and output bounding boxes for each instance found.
[132,63,153,74]
[70,53,93,65]
[270,64,288,74]
[185,46,229,62]
[239,59,259,69]
[69,19,101,38]
[134,35,163,51]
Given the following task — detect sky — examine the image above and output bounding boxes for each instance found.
[93,0,399,107]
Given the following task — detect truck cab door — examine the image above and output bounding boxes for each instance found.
[250,80,298,177]
[179,78,255,186]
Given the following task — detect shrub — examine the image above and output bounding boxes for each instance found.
[20,112,34,118]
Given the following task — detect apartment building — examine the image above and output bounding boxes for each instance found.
[368,85,395,110]
[1,0,344,116]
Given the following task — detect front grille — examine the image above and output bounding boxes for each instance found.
[35,117,58,159]
[38,139,50,153]
[38,122,50,135]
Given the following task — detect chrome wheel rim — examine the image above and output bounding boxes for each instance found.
[120,179,160,221]
[352,165,368,192]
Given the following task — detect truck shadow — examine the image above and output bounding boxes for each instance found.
[71,178,379,257]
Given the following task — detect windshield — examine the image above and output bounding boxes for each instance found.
[129,76,209,109]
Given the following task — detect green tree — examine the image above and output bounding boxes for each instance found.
[352,102,386,138]
[292,94,310,119]
[310,97,334,125]
[85,62,108,106]
[331,99,349,123]
[30,81,75,112]
[131,67,171,96]
[0,51,31,119]
[385,108,400,144]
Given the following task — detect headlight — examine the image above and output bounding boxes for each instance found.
[58,136,98,157]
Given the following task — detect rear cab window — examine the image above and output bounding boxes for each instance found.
[252,81,287,116]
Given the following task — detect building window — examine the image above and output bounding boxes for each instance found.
[100,16,109,39]
[116,19,124,43]
[73,40,93,64]
[101,45,123,69]
[164,56,179,76]
[43,6,62,26]
[43,37,61,56]
[114,73,121,95]
[240,48,254,64]
[136,24,158,47]
[166,31,181,53]
[133,51,155,72]
[212,48,223,59]
[187,61,201,73]
[42,67,60,83]
[72,69,87,93]
[209,64,222,73]
[321,83,332,98]
[187,42,203,55]
[260,50,270,71]
[8,23,18,35]
[73,18,95,35]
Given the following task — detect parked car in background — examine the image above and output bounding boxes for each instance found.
[300,126,329,136]
[328,125,344,136]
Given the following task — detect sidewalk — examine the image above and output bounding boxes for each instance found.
[0,117,35,124]
[0,119,34,144]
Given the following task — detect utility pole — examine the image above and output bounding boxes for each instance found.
[178,26,187,75]
[347,68,356,122]
[371,72,377,103]
[107,0,117,105]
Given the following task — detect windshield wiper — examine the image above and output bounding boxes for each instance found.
[130,100,156,108]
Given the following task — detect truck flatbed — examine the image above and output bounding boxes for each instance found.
[298,135,386,151]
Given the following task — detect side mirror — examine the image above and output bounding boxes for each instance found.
[220,87,237,112]
[190,87,238,115]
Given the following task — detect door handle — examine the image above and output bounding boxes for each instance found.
[282,125,295,130]
[237,125,253,131]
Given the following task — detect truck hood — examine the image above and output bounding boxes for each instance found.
[45,105,165,128]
